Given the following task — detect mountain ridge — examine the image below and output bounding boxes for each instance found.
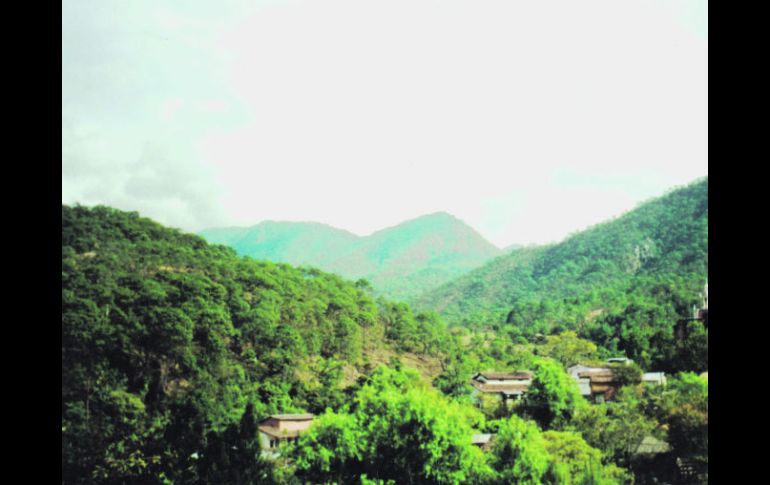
[199,211,504,300]
[412,177,708,326]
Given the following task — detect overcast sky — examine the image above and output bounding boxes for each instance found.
[62,0,707,248]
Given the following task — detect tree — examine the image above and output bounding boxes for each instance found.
[540,331,599,367]
[609,362,643,387]
[542,431,631,485]
[488,415,550,484]
[197,402,274,484]
[290,366,493,484]
[522,359,586,429]
[657,373,708,471]
[291,410,366,485]
[568,387,657,468]
[354,367,492,484]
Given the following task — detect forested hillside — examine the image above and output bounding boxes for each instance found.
[415,179,707,318]
[412,178,708,373]
[200,212,502,301]
[62,205,451,484]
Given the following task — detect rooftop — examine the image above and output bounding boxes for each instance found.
[265,413,315,421]
[635,436,670,455]
[472,434,494,445]
[258,425,304,439]
[471,381,530,394]
[474,371,533,381]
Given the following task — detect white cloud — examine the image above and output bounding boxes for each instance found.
[63,0,707,246]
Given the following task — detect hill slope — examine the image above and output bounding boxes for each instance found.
[199,221,360,267]
[413,178,708,327]
[62,205,449,484]
[200,212,502,301]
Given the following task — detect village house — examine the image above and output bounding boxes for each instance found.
[472,433,495,451]
[258,414,314,455]
[470,371,533,411]
[578,368,619,403]
[567,364,607,401]
[568,362,666,403]
[642,372,667,386]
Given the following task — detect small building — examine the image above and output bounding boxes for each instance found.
[634,435,670,456]
[581,369,619,403]
[642,372,667,386]
[472,371,534,383]
[258,414,314,453]
[576,378,592,397]
[567,364,607,379]
[568,365,620,403]
[471,372,532,399]
[472,433,495,451]
[470,371,533,411]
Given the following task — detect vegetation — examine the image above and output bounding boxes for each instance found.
[62,175,708,485]
[62,205,452,484]
[414,178,706,323]
[522,359,587,429]
[415,178,708,374]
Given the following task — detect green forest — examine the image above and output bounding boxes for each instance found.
[62,178,707,484]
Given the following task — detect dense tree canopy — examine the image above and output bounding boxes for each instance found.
[62,205,455,484]
[414,178,708,376]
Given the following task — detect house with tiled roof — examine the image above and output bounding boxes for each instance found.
[470,371,533,411]
[568,361,667,403]
[258,414,314,454]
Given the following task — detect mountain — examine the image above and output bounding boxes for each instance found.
[199,221,360,267]
[200,212,502,301]
[413,178,708,330]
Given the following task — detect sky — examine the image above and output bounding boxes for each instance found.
[62,0,707,248]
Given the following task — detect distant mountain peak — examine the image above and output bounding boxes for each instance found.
[199,212,501,300]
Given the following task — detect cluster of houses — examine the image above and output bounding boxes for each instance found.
[470,358,666,407]
[256,360,669,457]
[468,358,670,454]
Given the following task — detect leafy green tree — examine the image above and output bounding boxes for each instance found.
[651,373,708,470]
[433,353,476,402]
[523,359,586,429]
[540,331,598,367]
[197,403,274,484]
[354,367,492,484]
[542,431,631,485]
[608,362,643,387]
[292,410,366,484]
[297,358,347,414]
[488,415,550,484]
[568,387,658,467]
[290,366,493,484]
